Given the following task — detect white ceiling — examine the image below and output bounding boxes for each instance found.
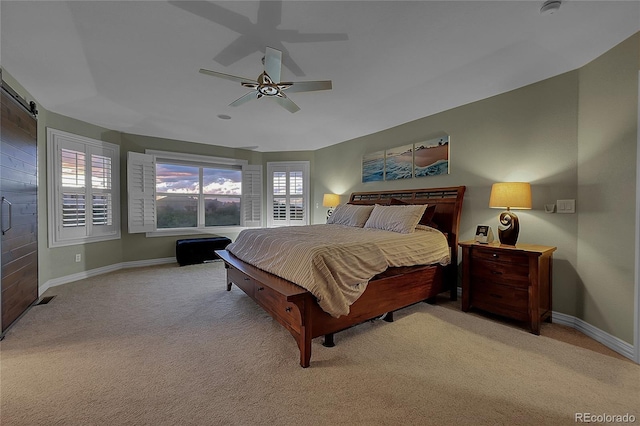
[2,1,639,152]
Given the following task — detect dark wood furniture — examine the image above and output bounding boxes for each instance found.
[1,78,39,336]
[459,241,556,335]
[216,186,465,367]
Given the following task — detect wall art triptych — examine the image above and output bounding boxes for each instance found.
[362,135,450,183]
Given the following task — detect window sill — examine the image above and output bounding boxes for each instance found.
[145,226,248,238]
[48,232,121,248]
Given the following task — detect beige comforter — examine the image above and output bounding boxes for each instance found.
[226,224,450,317]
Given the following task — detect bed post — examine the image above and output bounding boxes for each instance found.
[298,299,313,368]
[448,186,465,301]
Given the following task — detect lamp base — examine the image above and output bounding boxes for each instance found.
[497,210,520,246]
[326,208,334,221]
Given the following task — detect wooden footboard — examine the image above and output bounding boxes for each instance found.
[216,249,444,367]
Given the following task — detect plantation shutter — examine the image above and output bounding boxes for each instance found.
[271,169,288,227]
[241,164,262,227]
[267,162,309,227]
[59,146,87,240]
[127,151,156,233]
[88,145,119,238]
[287,170,305,225]
[47,128,120,247]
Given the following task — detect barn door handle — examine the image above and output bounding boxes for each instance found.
[1,197,12,235]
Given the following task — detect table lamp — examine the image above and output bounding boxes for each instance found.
[489,182,532,246]
[322,193,340,219]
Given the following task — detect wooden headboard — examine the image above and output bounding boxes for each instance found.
[348,186,466,257]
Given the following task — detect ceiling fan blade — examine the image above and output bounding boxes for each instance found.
[273,96,300,113]
[264,47,282,83]
[229,91,258,107]
[282,80,332,93]
[199,69,256,84]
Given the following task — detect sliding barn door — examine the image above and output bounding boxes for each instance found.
[1,83,38,334]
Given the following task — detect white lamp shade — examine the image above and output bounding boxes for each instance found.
[322,193,340,208]
[489,182,532,210]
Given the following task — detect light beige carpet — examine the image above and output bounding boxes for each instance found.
[1,262,638,425]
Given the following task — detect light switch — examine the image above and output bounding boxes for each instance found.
[557,199,575,214]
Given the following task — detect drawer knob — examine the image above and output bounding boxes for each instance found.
[492,253,499,258]
[257,286,264,291]
[491,270,503,275]
[285,307,292,312]
[490,293,503,299]
[244,277,250,281]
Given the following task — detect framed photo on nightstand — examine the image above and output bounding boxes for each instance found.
[474,225,494,244]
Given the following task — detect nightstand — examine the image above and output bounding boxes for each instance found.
[459,241,556,335]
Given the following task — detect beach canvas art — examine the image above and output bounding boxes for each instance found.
[362,150,385,182]
[385,144,414,180]
[414,136,449,177]
[362,135,450,183]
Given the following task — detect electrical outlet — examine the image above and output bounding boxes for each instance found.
[557,199,576,214]
[75,254,81,262]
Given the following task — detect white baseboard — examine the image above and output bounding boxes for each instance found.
[551,312,635,361]
[39,257,176,296]
[455,287,635,362]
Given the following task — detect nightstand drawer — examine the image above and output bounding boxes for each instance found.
[471,280,528,312]
[472,249,528,265]
[471,258,529,288]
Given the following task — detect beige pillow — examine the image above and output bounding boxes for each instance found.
[327,204,375,227]
[363,204,428,234]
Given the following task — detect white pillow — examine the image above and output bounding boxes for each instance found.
[363,204,428,234]
[327,204,375,227]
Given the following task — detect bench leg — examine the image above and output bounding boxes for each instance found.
[323,333,335,347]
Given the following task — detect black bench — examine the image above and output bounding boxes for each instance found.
[176,237,232,266]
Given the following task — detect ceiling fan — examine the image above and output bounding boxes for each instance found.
[199,47,332,113]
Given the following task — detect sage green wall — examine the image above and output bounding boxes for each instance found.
[314,70,581,319]
[576,33,639,344]
[313,33,640,344]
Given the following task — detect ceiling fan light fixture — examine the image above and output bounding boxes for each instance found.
[199,47,331,113]
[258,85,279,96]
[540,0,561,15]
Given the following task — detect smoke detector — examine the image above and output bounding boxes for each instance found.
[540,0,562,15]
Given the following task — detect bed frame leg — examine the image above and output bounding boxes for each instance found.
[226,282,232,291]
[382,311,394,322]
[299,329,312,368]
[323,333,335,347]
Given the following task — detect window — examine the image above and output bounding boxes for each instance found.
[47,128,120,247]
[127,150,262,235]
[267,161,310,227]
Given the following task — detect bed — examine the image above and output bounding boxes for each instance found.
[215,186,465,367]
